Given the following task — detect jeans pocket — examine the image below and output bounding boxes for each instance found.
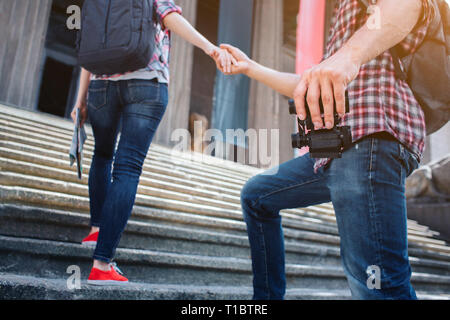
[399,144,419,179]
[87,81,108,110]
[127,80,160,104]
[372,139,404,186]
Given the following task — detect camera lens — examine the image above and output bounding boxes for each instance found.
[291,133,302,148]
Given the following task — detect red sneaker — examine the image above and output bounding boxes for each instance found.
[87,263,129,286]
[81,231,99,247]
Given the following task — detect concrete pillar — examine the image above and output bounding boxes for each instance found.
[248,0,284,168]
[296,0,326,74]
[0,0,52,110]
[154,0,198,147]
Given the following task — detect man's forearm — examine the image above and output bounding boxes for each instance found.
[339,0,423,66]
[245,61,300,98]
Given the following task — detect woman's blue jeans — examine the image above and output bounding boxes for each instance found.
[86,79,168,263]
[241,136,419,300]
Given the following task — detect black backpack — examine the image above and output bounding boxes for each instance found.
[77,0,156,76]
[359,0,450,134]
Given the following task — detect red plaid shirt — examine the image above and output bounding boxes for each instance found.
[314,0,435,171]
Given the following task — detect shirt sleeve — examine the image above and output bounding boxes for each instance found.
[154,0,183,27]
[397,0,436,56]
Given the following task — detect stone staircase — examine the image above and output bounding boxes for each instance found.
[0,103,449,300]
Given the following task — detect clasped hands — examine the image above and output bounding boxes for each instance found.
[216,44,360,130]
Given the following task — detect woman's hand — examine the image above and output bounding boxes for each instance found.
[206,45,238,74]
[72,68,91,127]
[71,100,88,127]
[219,44,252,75]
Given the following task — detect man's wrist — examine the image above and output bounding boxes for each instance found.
[245,59,257,77]
[336,45,365,70]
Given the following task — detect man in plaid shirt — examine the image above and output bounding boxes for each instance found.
[222,0,435,299]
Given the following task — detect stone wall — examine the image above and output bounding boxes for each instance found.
[0,0,52,110]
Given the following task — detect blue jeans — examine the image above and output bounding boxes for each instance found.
[241,135,419,300]
[86,79,168,263]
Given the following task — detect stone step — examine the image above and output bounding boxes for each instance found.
[0,117,252,184]
[0,108,261,178]
[2,112,412,228]
[2,235,450,293]
[0,141,336,226]
[0,140,241,198]
[3,272,449,301]
[0,140,240,204]
[0,138,444,243]
[0,126,249,191]
[0,107,441,234]
[284,206,440,240]
[0,184,344,241]
[287,205,440,238]
[0,140,343,227]
[0,186,342,247]
[299,204,440,236]
[2,273,448,300]
[0,273,354,300]
[3,273,449,300]
[0,150,446,249]
[2,152,443,251]
[0,114,363,229]
[0,181,242,222]
[2,203,449,276]
[0,203,343,268]
[0,235,350,290]
[0,131,239,193]
[0,140,444,242]
[2,180,447,254]
[0,169,241,212]
[2,104,450,296]
[301,203,438,236]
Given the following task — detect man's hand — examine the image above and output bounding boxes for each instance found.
[293,51,360,130]
[219,44,251,75]
[294,0,424,130]
[71,100,88,127]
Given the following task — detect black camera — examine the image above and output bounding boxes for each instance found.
[289,92,352,159]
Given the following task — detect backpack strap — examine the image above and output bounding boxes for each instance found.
[389,47,408,81]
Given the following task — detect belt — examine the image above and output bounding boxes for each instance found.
[367,131,399,142]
